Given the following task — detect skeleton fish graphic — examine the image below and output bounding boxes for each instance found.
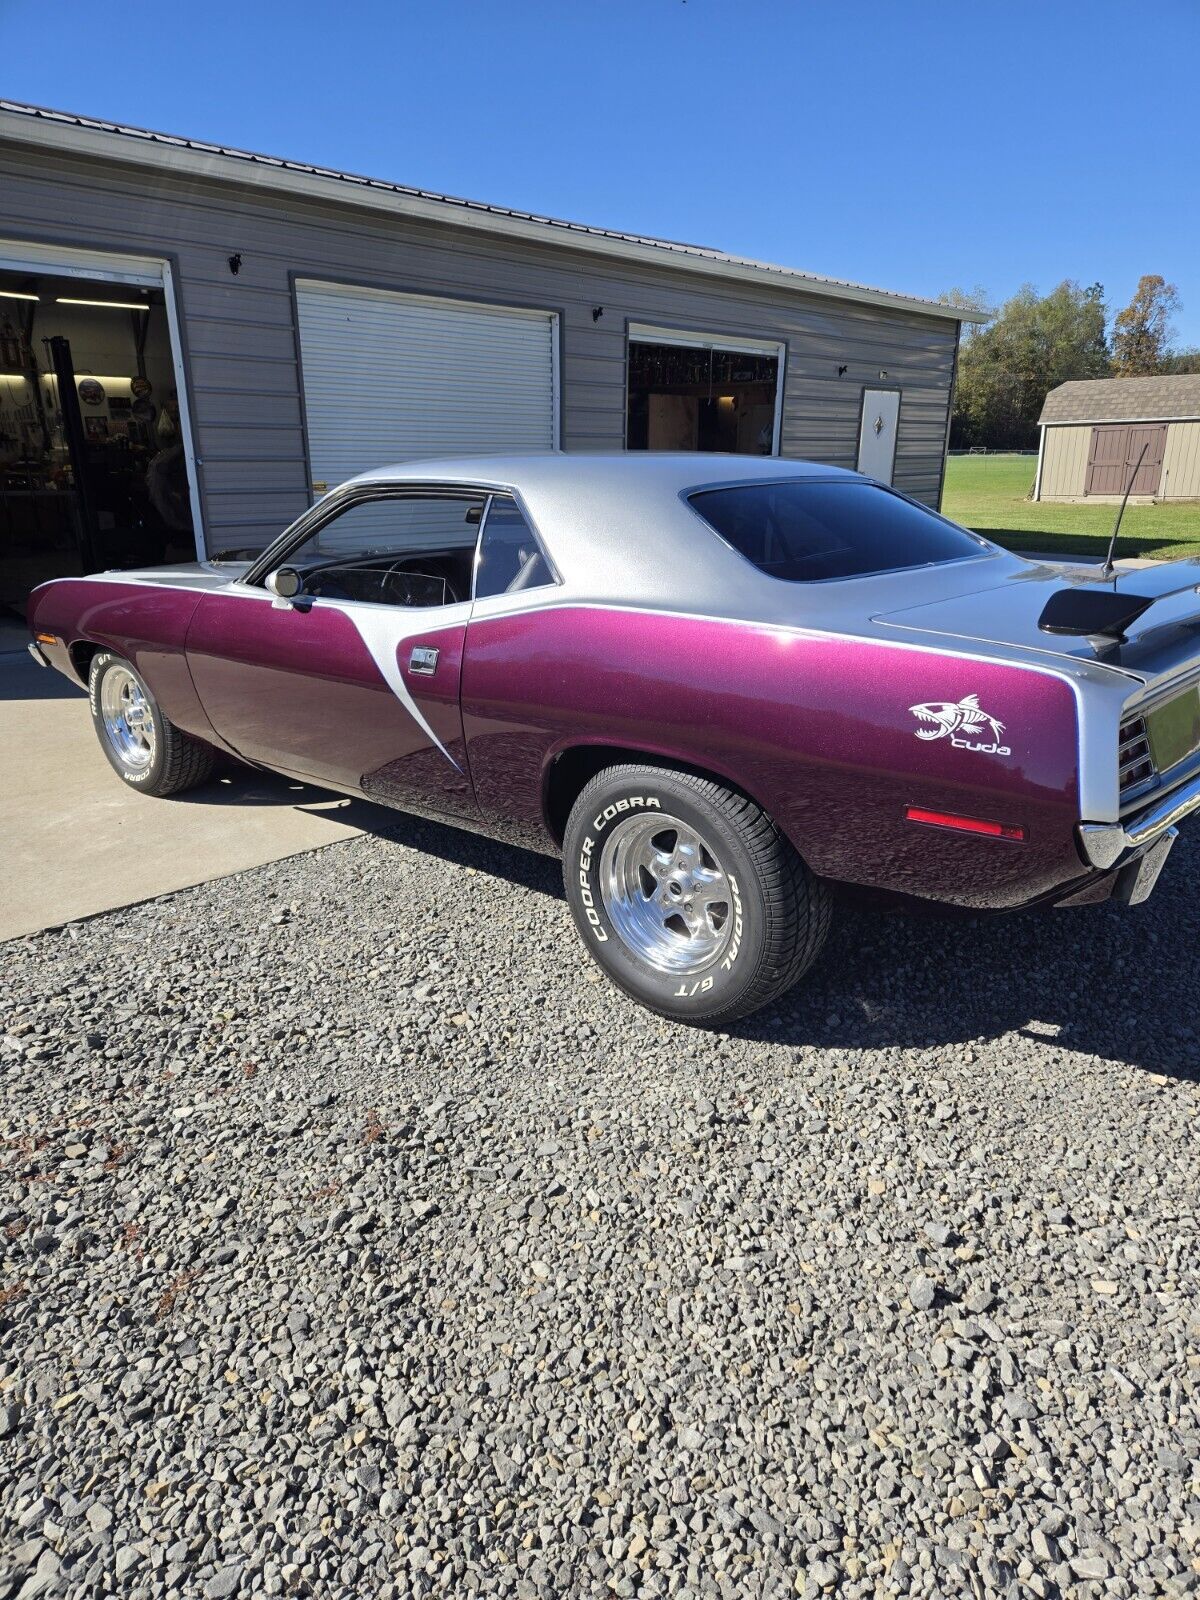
[910,694,1008,748]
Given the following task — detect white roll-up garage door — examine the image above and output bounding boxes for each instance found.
[295,281,559,495]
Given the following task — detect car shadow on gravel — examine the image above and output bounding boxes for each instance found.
[735,843,1200,1082]
[283,804,1199,1079]
[327,807,1199,1080]
[334,802,567,899]
[135,752,1200,1081]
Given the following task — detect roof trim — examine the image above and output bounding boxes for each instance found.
[0,99,985,325]
[1042,415,1200,428]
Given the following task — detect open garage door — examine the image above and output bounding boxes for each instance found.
[626,324,784,456]
[294,281,559,498]
[0,238,202,624]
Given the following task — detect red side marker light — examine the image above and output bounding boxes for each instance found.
[905,806,1026,842]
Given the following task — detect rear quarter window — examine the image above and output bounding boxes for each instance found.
[688,480,989,582]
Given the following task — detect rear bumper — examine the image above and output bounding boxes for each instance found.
[1078,771,1200,868]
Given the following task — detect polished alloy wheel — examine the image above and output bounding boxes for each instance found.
[598,812,733,974]
[99,664,155,772]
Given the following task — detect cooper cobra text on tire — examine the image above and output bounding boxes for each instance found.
[562,764,831,1024]
[88,651,215,797]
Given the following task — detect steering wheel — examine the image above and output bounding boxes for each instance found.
[379,560,460,607]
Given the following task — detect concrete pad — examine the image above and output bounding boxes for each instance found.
[0,650,393,940]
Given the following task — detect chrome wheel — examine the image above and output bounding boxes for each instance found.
[598,812,733,975]
[99,665,155,772]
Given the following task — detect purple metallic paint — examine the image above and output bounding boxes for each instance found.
[27,578,220,747]
[184,594,478,819]
[31,576,1089,912]
[460,607,1084,910]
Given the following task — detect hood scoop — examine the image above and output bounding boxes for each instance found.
[1037,587,1154,642]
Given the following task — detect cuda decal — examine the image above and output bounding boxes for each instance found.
[909,694,1011,756]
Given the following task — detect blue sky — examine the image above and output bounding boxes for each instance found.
[5,0,1199,343]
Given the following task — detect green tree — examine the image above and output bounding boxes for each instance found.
[945,281,1109,450]
[1111,274,1180,375]
[1159,347,1200,375]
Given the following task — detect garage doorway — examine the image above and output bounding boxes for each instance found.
[0,241,201,628]
[626,325,784,455]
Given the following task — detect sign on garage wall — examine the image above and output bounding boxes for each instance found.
[294,280,559,498]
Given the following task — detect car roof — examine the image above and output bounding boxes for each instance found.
[349,451,856,494]
[336,454,873,619]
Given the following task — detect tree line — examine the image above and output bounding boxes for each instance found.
[940,276,1198,451]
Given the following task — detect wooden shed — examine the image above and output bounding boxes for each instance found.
[1035,375,1200,502]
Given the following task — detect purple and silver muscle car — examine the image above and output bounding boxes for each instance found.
[26,454,1200,1022]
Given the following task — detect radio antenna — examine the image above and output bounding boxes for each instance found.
[1100,441,1149,579]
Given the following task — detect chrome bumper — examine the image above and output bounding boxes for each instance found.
[27,640,49,668]
[1079,771,1200,868]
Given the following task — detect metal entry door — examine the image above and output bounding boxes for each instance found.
[857,389,901,483]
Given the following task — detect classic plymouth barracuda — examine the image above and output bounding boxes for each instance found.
[26,454,1200,1023]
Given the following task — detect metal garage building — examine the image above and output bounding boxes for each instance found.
[1035,375,1200,503]
[0,98,983,619]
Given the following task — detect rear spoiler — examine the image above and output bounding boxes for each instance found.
[1038,589,1154,641]
[1039,573,1200,643]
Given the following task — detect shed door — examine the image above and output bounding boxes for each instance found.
[856,389,901,483]
[1085,424,1165,496]
[295,281,559,498]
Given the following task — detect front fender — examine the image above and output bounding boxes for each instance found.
[26,577,219,746]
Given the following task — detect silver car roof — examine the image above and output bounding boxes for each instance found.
[342,452,1013,625]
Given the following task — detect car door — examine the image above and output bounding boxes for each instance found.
[185,488,484,820]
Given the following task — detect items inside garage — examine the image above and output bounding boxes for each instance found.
[0,269,194,622]
[626,336,780,454]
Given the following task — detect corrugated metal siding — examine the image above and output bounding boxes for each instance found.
[1039,425,1090,498]
[1162,421,1200,499]
[0,142,959,553]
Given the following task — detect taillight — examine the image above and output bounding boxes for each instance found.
[905,806,1026,842]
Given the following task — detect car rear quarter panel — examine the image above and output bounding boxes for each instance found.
[461,606,1084,909]
[26,579,219,746]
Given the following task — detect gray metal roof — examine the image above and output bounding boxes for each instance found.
[1040,375,1200,425]
[0,99,983,324]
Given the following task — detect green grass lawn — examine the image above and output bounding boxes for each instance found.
[941,453,1200,561]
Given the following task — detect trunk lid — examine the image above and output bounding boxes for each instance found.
[873,557,1200,685]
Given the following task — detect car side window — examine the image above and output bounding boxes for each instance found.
[280,493,484,608]
[474,496,555,600]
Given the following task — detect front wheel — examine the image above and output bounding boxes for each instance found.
[89,651,215,796]
[562,764,831,1024]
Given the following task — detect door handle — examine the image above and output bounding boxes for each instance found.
[409,646,439,676]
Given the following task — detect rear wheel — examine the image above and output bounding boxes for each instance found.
[88,651,215,796]
[562,764,831,1024]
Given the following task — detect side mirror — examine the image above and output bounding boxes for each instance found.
[265,566,304,604]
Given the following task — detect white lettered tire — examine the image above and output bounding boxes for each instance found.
[562,764,830,1024]
[88,651,215,796]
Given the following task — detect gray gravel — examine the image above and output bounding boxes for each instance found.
[2,814,1199,1600]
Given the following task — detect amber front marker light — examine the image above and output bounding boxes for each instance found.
[906,806,1027,842]
[34,632,59,646]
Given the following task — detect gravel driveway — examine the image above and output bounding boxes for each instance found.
[2,816,1198,1600]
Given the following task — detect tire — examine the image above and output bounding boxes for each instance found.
[88,651,215,797]
[562,764,831,1025]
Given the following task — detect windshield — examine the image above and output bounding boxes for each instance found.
[688,479,990,583]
